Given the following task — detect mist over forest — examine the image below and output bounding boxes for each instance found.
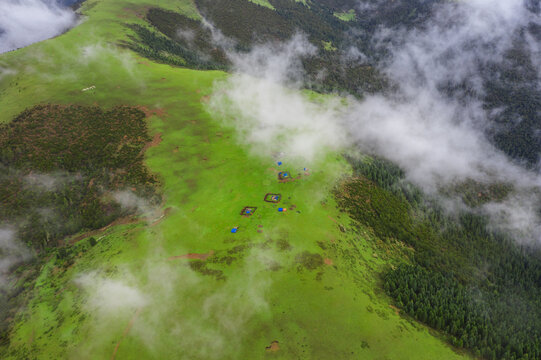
[2,1,541,359]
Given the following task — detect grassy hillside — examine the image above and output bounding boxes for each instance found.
[0,0,469,359]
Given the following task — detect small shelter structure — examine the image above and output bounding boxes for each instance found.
[264,193,281,203]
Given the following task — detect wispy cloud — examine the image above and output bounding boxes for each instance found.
[210,34,346,162]
[0,227,31,288]
[74,247,276,357]
[208,0,541,242]
[0,0,76,54]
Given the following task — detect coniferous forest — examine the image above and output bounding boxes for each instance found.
[0,105,159,250]
[337,157,541,359]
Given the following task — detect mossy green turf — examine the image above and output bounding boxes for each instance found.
[248,0,275,10]
[334,9,356,22]
[0,0,470,359]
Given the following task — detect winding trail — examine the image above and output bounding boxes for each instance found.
[111,308,143,360]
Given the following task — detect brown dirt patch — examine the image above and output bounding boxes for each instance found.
[389,304,400,315]
[28,329,35,346]
[136,106,167,118]
[167,250,215,261]
[150,207,172,226]
[200,95,211,103]
[121,6,150,19]
[266,341,280,352]
[324,258,333,265]
[142,132,162,152]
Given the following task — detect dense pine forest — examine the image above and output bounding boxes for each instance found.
[337,157,541,359]
[0,104,160,344]
[0,105,159,251]
[128,0,386,95]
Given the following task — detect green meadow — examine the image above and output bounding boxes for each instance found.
[0,0,470,359]
[334,9,356,22]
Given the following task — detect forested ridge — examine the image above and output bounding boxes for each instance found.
[125,8,228,70]
[337,157,541,359]
[127,0,387,95]
[0,104,160,345]
[0,104,159,251]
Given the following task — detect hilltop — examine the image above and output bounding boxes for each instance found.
[1,1,541,359]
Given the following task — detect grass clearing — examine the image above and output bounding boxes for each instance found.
[248,0,276,10]
[334,9,356,22]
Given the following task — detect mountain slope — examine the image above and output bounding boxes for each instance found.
[0,0,469,359]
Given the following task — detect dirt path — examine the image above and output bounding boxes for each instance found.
[111,308,143,360]
[68,216,139,245]
[142,132,162,152]
[266,340,280,352]
[136,105,167,118]
[167,250,215,261]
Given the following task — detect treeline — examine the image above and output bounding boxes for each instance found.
[196,0,294,46]
[125,8,228,70]
[483,36,541,166]
[353,0,440,31]
[0,104,159,250]
[337,156,541,359]
[126,0,386,95]
[385,265,541,360]
[196,0,386,94]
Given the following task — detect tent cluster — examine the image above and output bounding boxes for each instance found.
[231,161,305,233]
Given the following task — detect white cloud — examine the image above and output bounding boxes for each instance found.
[75,273,148,315]
[0,0,76,54]
[112,190,157,219]
[210,34,346,162]
[0,227,31,287]
[74,247,276,358]
[209,0,541,242]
